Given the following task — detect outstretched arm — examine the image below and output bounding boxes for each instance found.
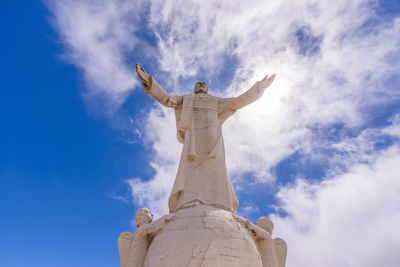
[136,63,182,108]
[229,74,276,110]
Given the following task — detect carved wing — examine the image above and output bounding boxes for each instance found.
[118,232,133,267]
[273,238,287,267]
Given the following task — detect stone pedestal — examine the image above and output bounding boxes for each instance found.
[144,205,262,267]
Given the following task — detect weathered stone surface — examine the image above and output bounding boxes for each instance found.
[144,205,263,267]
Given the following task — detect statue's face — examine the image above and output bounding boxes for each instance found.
[134,208,153,228]
[194,81,208,94]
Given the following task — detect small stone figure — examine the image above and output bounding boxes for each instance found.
[118,208,176,267]
[234,215,287,267]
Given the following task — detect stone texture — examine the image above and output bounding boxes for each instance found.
[144,205,263,267]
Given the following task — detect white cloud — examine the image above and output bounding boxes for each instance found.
[127,108,181,217]
[271,144,400,267]
[382,114,400,138]
[128,0,400,208]
[236,203,260,219]
[47,0,143,112]
[108,192,129,204]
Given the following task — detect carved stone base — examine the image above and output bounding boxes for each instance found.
[144,205,262,267]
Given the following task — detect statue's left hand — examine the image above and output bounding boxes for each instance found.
[257,74,276,95]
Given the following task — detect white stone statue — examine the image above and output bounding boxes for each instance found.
[136,63,276,214]
[118,64,286,266]
[118,208,176,267]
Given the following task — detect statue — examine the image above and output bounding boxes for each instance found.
[118,208,176,267]
[136,63,276,213]
[117,64,286,267]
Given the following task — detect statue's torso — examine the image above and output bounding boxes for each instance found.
[192,93,220,155]
[169,93,238,213]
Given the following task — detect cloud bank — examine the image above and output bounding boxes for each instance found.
[272,142,400,267]
[47,0,142,112]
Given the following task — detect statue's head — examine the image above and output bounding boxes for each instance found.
[256,216,274,234]
[134,207,153,228]
[194,81,208,94]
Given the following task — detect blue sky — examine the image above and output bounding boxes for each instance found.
[1,1,400,266]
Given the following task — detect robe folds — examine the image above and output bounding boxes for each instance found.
[144,76,262,213]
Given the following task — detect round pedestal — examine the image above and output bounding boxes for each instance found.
[144,205,262,267]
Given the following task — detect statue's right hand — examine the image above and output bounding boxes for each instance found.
[136,63,150,88]
[257,73,276,96]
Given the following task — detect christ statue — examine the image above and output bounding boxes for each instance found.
[136,64,275,214]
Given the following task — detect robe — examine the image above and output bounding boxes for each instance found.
[143,77,262,213]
